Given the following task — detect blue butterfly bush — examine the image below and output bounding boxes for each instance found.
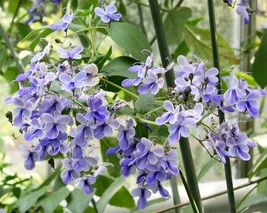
[6,1,265,210]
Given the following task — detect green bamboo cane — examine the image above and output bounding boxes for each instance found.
[148,1,203,212]
[207,0,236,212]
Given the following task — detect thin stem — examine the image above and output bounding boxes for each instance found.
[207,0,236,212]
[0,24,24,75]
[179,137,203,212]
[148,0,175,88]
[100,77,138,99]
[155,175,267,213]
[179,170,200,213]
[148,1,203,212]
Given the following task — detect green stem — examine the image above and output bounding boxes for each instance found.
[100,77,138,99]
[207,0,236,212]
[179,137,203,212]
[179,170,200,213]
[148,0,175,88]
[0,24,24,75]
[148,1,203,212]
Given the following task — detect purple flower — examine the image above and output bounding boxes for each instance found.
[85,94,110,121]
[156,100,179,125]
[72,113,95,146]
[59,71,86,91]
[19,144,41,170]
[236,90,261,117]
[138,70,164,95]
[24,119,45,141]
[94,5,122,23]
[12,98,33,127]
[226,125,257,161]
[42,113,70,139]
[161,150,179,175]
[50,13,74,30]
[75,175,96,195]
[168,111,197,144]
[25,0,45,25]
[236,0,250,25]
[223,76,244,105]
[31,42,51,63]
[57,46,83,60]
[207,131,230,164]
[61,158,80,184]
[94,118,120,139]
[117,119,135,150]
[131,187,151,209]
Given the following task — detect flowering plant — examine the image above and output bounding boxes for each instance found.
[2,0,267,212]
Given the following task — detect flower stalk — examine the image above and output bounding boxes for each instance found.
[207,0,236,212]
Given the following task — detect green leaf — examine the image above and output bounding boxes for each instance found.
[39,187,70,213]
[16,186,48,212]
[78,0,97,9]
[135,122,149,139]
[135,93,154,114]
[29,28,53,51]
[96,176,130,212]
[67,189,94,213]
[100,137,121,177]
[197,159,217,181]
[37,165,61,190]
[101,56,137,78]
[3,67,19,94]
[21,26,49,43]
[184,25,239,67]
[174,40,190,59]
[97,47,112,70]
[164,7,192,45]
[109,187,135,209]
[248,149,267,179]
[107,22,151,61]
[251,30,267,88]
[94,176,134,210]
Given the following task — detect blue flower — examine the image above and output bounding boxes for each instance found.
[50,13,74,31]
[75,175,96,195]
[206,130,230,164]
[19,144,41,170]
[117,118,135,150]
[94,5,122,23]
[226,125,257,161]
[59,71,86,91]
[156,100,179,125]
[236,0,250,25]
[131,186,152,209]
[85,94,110,121]
[61,158,80,184]
[236,90,261,117]
[12,98,33,127]
[138,70,164,95]
[42,113,70,139]
[223,76,244,106]
[57,46,83,60]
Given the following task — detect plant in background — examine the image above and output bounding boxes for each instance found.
[1,0,267,212]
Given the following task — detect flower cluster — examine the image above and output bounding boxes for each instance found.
[204,122,257,163]
[122,53,172,95]
[25,0,62,25]
[122,53,265,165]
[5,12,121,195]
[107,136,179,209]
